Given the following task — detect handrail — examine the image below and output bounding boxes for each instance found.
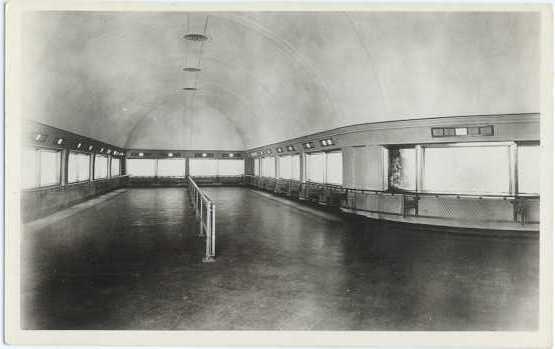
[187,176,216,263]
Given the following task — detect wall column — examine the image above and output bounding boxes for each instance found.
[415,145,424,193]
[299,150,305,182]
[185,157,190,177]
[61,149,69,187]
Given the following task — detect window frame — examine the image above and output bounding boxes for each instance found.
[22,147,63,190]
[67,150,91,184]
[93,154,110,180]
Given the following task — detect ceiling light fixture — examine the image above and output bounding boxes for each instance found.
[182,87,198,91]
[182,67,201,72]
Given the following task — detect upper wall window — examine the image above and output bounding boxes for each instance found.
[94,154,109,179]
[190,159,218,176]
[278,155,300,180]
[518,144,540,195]
[261,157,276,178]
[389,147,416,191]
[111,157,121,177]
[325,151,343,185]
[157,158,186,177]
[22,148,62,189]
[68,152,90,183]
[278,155,292,179]
[306,152,325,183]
[290,154,301,181]
[421,143,511,195]
[218,159,245,176]
[127,159,156,177]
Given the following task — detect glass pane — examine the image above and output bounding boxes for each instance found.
[94,155,108,179]
[79,154,91,181]
[306,152,325,183]
[110,157,120,177]
[389,148,416,191]
[39,150,61,186]
[127,159,156,177]
[254,158,260,176]
[157,159,185,177]
[262,157,275,178]
[518,144,540,195]
[291,154,301,180]
[218,159,244,176]
[326,151,343,185]
[22,148,38,189]
[190,159,218,176]
[279,156,291,179]
[422,145,510,195]
[68,152,90,183]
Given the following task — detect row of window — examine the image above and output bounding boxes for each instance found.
[126,159,245,177]
[254,151,343,185]
[22,149,121,189]
[253,143,540,195]
[389,143,539,195]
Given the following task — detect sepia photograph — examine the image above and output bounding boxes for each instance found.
[4,1,553,347]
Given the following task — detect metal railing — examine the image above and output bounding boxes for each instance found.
[244,175,540,225]
[187,176,216,262]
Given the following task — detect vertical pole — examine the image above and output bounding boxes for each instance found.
[211,203,216,257]
[199,199,204,237]
[205,203,211,258]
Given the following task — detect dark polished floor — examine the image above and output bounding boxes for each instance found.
[21,187,538,330]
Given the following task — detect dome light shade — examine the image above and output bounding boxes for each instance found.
[183,67,201,72]
[182,87,198,91]
[184,33,208,42]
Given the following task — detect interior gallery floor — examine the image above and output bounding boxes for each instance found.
[22,187,538,330]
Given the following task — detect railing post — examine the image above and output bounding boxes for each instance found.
[199,199,205,237]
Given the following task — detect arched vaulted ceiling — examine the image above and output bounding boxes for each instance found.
[21,11,540,149]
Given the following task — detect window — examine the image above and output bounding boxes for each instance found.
[326,151,343,185]
[290,154,301,180]
[157,158,185,177]
[127,159,156,177]
[254,158,260,176]
[261,157,275,178]
[279,156,292,179]
[94,154,109,179]
[518,144,540,195]
[306,152,325,183]
[22,148,39,189]
[68,152,90,183]
[22,148,62,189]
[422,143,511,195]
[190,159,218,176]
[39,150,62,186]
[389,147,416,191]
[218,159,245,176]
[111,157,121,177]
